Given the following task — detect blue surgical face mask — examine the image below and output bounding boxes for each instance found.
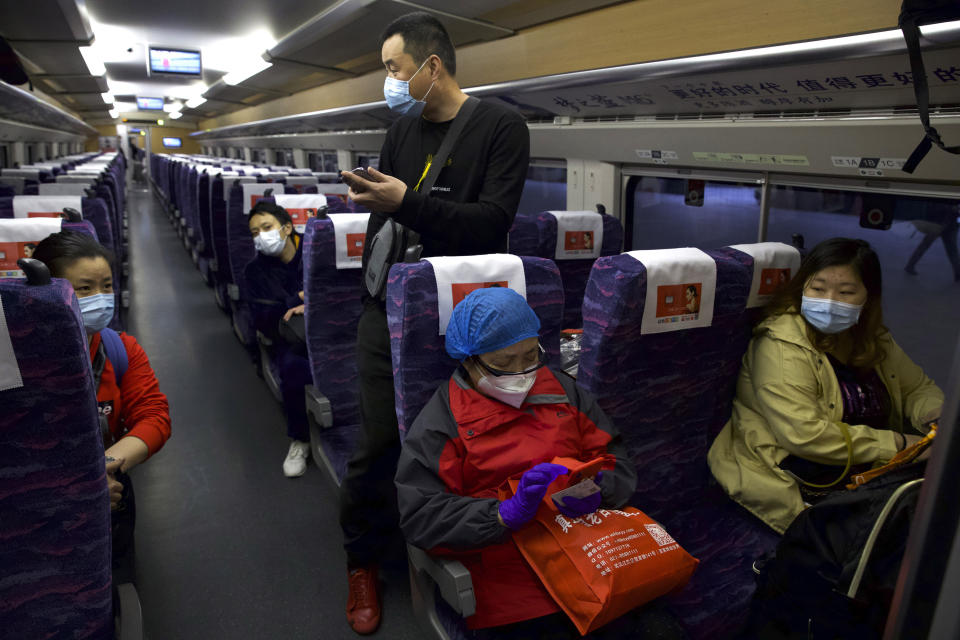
[801,295,863,334]
[383,56,435,116]
[78,292,115,335]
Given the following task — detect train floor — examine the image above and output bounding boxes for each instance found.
[124,187,423,639]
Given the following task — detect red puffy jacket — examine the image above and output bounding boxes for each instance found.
[395,367,636,629]
[88,331,171,454]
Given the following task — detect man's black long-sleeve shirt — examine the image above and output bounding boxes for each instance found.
[360,99,530,279]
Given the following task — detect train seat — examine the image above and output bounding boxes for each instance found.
[253,194,329,402]
[386,253,564,639]
[9,195,124,327]
[0,217,98,277]
[0,267,113,639]
[209,174,255,311]
[226,181,285,353]
[38,182,91,196]
[509,210,623,329]
[577,247,779,639]
[725,241,803,324]
[194,169,220,286]
[0,176,28,195]
[301,213,369,484]
[284,176,319,194]
[1,168,50,183]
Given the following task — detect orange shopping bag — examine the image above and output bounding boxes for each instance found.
[502,458,698,635]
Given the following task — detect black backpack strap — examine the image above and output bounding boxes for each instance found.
[417,96,480,196]
[899,7,960,173]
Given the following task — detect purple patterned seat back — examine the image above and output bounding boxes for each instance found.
[81,197,115,258]
[325,195,350,213]
[579,247,753,514]
[226,182,257,289]
[184,166,200,237]
[509,212,623,328]
[197,172,215,257]
[0,279,112,639]
[209,176,234,286]
[63,220,99,240]
[386,256,564,438]
[0,184,13,198]
[302,217,365,480]
[578,247,778,638]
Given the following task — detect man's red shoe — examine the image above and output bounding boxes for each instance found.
[346,566,381,635]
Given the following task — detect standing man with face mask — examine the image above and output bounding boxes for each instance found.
[337,11,530,635]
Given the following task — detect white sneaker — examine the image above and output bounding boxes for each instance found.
[283,440,310,477]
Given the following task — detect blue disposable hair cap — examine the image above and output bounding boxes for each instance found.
[445,287,540,361]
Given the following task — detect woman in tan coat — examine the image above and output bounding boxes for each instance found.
[708,238,943,534]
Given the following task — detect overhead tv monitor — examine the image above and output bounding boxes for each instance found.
[162,137,183,148]
[137,97,164,110]
[148,47,202,76]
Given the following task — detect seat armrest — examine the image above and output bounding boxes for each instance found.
[227,284,240,302]
[407,544,476,617]
[305,384,332,428]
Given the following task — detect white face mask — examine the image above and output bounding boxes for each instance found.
[476,370,538,408]
[254,228,286,257]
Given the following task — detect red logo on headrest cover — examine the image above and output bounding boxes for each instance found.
[27,212,60,218]
[758,268,791,295]
[287,208,319,225]
[346,233,365,257]
[564,230,594,251]
[451,281,509,307]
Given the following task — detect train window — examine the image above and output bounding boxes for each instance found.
[307,150,339,173]
[0,144,8,169]
[274,149,294,167]
[26,144,34,164]
[766,185,960,385]
[624,175,761,251]
[517,160,567,215]
[308,150,337,173]
[234,148,245,160]
[356,154,379,170]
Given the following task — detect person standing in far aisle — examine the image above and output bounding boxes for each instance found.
[337,11,530,635]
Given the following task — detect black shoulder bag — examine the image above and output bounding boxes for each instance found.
[364,96,480,300]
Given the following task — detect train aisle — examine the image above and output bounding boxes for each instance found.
[124,188,422,639]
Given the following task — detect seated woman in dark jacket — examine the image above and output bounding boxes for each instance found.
[395,287,682,638]
[243,201,312,477]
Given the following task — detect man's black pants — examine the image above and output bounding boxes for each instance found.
[339,302,403,567]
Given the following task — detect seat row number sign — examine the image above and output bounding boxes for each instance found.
[635,149,678,164]
[831,157,905,176]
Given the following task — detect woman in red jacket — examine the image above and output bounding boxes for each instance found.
[395,287,682,639]
[33,231,171,581]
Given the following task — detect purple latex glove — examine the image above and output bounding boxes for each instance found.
[557,471,604,518]
[499,463,569,530]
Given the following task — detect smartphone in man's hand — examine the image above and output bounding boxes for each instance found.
[352,167,375,181]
